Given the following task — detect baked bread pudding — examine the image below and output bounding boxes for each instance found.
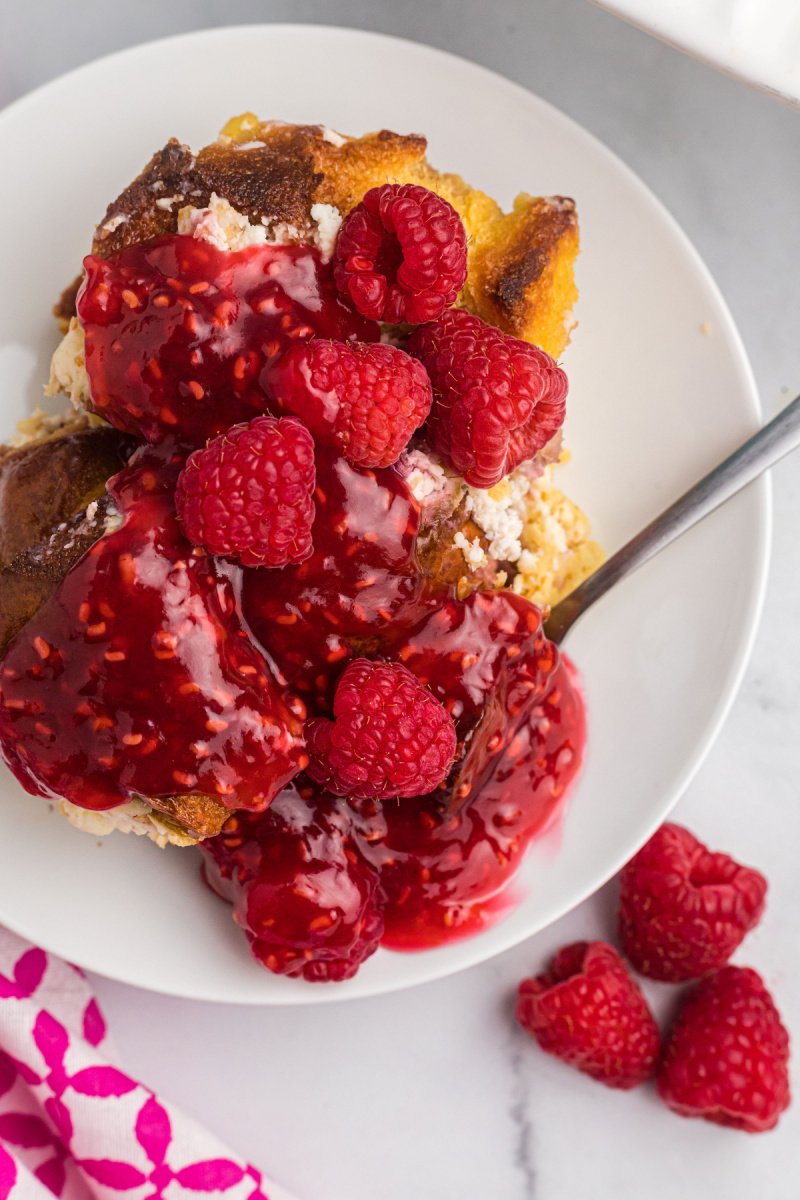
[0,116,602,979]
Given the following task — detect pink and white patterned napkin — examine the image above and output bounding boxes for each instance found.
[0,926,298,1200]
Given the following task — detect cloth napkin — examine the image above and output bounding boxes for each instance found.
[0,926,298,1200]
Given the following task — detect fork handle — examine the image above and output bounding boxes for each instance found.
[543,392,800,645]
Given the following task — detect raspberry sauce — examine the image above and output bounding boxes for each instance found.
[0,232,587,981]
[242,446,442,713]
[0,447,306,812]
[78,238,379,448]
[202,785,385,982]
[201,593,586,976]
[372,656,584,949]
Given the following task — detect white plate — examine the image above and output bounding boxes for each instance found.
[0,25,769,1004]
[591,0,800,108]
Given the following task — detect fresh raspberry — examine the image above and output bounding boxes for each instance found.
[305,659,457,800]
[201,785,384,983]
[333,183,467,324]
[408,309,568,488]
[265,339,432,468]
[175,415,316,568]
[618,823,767,982]
[516,941,661,1090]
[658,966,790,1131]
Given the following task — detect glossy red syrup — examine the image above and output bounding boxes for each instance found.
[0,233,588,981]
[242,447,441,713]
[202,785,384,982]
[201,591,586,978]
[78,237,379,448]
[373,658,584,949]
[0,447,306,812]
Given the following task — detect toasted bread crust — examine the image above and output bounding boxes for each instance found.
[476,197,577,315]
[90,125,428,259]
[311,127,428,212]
[81,117,579,359]
[92,139,195,259]
[0,426,132,568]
[463,196,579,352]
[92,129,325,261]
[0,495,115,657]
[145,791,230,838]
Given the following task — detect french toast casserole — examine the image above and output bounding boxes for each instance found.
[0,115,602,979]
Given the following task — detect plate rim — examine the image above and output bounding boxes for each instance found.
[0,22,772,1004]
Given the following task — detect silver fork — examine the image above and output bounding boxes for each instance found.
[543,393,800,645]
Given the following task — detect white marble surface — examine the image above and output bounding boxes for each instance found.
[2,2,800,1197]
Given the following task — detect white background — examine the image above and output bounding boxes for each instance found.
[2,2,800,1197]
